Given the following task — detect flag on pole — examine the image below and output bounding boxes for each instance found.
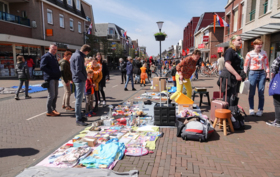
[123,31,127,38]
[213,13,229,33]
[87,22,92,34]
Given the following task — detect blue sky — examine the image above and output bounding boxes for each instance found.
[89,0,227,56]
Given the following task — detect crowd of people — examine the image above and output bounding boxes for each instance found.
[13,36,280,128]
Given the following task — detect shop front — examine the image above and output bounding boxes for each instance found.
[0,44,14,77]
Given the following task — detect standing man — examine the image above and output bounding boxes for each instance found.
[124,56,136,91]
[194,57,203,80]
[70,44,91,126]
[217,53,225,75]
[40,44,61,117]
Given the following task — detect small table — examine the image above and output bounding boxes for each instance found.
[192,91,210,107]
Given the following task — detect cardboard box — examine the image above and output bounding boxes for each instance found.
[152,77,166,92]
[83,137,97,147]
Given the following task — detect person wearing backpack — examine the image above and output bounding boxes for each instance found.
[15,56,31,100]
[266,56,280,127]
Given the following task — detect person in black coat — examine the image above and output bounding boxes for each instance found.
[40,44,62,117]
[133,57,142,84]
[15,55,31,100]
[119,58,127,84]
[96,52,109,106]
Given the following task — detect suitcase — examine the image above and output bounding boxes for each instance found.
[210,78,229,122]
[154,77,176,126]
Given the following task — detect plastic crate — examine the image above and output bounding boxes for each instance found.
[154,103,176,126]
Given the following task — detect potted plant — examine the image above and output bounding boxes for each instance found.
[154,32,167,41]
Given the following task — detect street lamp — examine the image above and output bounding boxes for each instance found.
[156,21,164,77]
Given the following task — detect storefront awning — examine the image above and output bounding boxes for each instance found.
[271,12,280,18]
[198,49,210,52]
[215,41,229,47]
[240,23,280,40]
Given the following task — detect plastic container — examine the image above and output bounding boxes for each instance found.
[175,92,194,105]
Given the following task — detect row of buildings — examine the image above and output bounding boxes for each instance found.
[0,0,143,77]
[159,0,280,68]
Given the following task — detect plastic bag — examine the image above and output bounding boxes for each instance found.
[239,80,250,95]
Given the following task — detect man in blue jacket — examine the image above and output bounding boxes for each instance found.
[70,44,91,126]
[124,56,136,91]
[40,44,61,117]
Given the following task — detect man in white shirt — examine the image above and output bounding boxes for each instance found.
[217,53,225,75]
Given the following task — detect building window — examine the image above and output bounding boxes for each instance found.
[59,14,64,28]
[67,0,73,6]
[47,9,53,24]
[226,14,231,34]
[233,8,238,32]
[249,0,256,21]
[241,3,245,28]
[109,28,114,35]
[76,0,81,11]
[70,18,74,31]
[78,22,81,33]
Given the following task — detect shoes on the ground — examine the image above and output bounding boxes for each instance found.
[46,112,57,116]
[249,109,255,116]
[124,88,128,91]
[102,101,106,105]
[76,120,88,126]
[62,105,66,109]
[25,95,32,99]
[266,120,280,127]
[256,110,263,117]
[80,117,88,121]
[65,106,75,111]
[132,88,136,91]
[121,83,124,84]
[144,84,146,87]
[15,96,20,100]
[53,110,61,116]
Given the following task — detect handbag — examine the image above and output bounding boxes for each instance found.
[239,80,250,95]
[41,81,49,88]
[269,68,280,96]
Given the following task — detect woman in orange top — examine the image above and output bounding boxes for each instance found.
[90,58,102,112]
[140,63,148,87]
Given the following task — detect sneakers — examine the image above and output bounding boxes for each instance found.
[102,101,106,106]
[256,110,263,117]
[80,117,88,121]
[53,110,61,116]
[76,120,88,126]
[124,88,128,91]
[65,106,75,111]
[266,120,280,127]
[25,96,32,99]
[15,96,20,100]
[132,88,136,91]
[249,109,255,116]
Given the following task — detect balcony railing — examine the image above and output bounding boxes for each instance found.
[249,9,256,21]
[264,1,268,14]
[0,11,30,27]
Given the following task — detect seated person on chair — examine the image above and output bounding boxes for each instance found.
[170,50,201,100]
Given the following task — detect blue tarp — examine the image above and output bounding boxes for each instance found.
[11,82,63,94]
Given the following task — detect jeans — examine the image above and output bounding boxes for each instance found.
[16,80,29,97]
[170,74,192,100]
[47,80,59,113]
[219,71,222,75]
[125,74,134,89]
[62,80,71,107]
[121,72,126,83]
[195,68,198,79]
[273,95,280,122]
[248,70,266,110]
[28,67,33,79]
[135,75,140,83]
[74,81,85,121]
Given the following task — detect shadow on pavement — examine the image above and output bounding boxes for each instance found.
[207,131,220,141]
[0,148,39,157]
[245,112,275,123]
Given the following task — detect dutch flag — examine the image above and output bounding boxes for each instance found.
[215,13,229,27]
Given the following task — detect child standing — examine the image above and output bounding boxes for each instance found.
[15,56,31,100]
[171,61,177,87]
[85,69,94,117]
[140,63,148,87]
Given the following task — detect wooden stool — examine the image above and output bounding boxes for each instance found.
[212,109,234,136]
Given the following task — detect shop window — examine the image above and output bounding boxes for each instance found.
[29,46,41,68]
[70,18,74,31]
[0,44,14,77]
[47,9,53,24]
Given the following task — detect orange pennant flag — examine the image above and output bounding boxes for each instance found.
[213,14,217,33]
